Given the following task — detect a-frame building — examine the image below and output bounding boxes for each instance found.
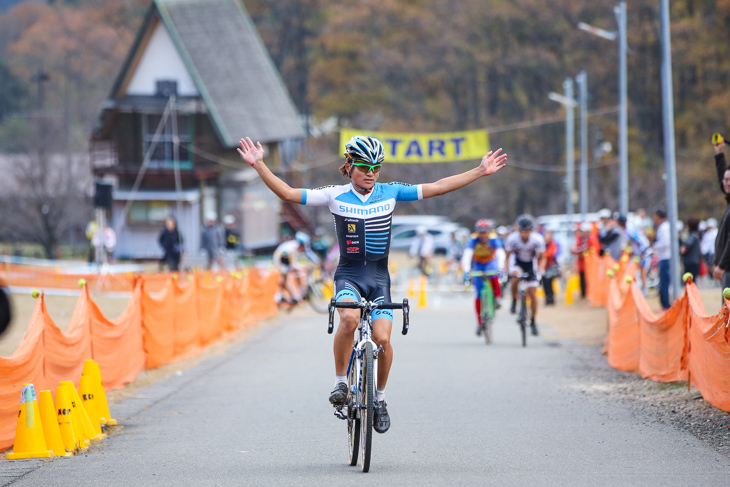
[90,0,305,260]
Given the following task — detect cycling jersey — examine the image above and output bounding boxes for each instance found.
[465,233,503,265]
[272,239,319,272]
[301,182,423,321]
[302,182,423,260]
[505,232,545,282]
[625,226,650,257]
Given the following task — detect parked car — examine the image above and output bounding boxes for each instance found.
[390,220,468,255]
[392,215,450,230]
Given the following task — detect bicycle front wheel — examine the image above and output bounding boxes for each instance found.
[360,342,374,472]
[483,282,494,345]
[347,356,360,466]
[306,279,331,314]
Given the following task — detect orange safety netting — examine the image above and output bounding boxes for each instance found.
[586,252,730,412]
[0,270,278,451]
[0,261,174,294]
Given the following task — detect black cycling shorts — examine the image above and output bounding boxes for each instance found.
[334,271,393,322]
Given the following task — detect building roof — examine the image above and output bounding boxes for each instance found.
[104,0,304,148]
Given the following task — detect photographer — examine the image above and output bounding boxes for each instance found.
[711,138,730,293]
[0,280,11,336]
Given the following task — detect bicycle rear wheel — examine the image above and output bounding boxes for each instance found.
[360,342,374,472]
[346,356,360,466]
[518,292,527,347]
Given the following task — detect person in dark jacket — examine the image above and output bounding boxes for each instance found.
[681,217,701,280]
[711,140,730,294]
[0,280,11,337]
[223,215,241,251]
[159,216,183,271]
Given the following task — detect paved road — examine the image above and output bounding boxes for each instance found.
[2,294,729,486]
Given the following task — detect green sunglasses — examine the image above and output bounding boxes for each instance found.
[351,162,382,174]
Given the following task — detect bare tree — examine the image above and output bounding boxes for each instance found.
[0,114,92,258]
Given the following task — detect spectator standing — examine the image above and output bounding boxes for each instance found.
[159,216,183,271]
[542,230,559,305]
[571,222,592,299]
[409,226,435,276]
[201,212,225,270]
[701,218,718,280]
[712,139,730,292]
[681,217,701,280]
[653,209,671,310]
[598,210,625,261]
[223,214,241,253]
[85,220,98,264]
[92,224,116,264]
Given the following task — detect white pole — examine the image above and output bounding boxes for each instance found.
[564,78,575,218]
[616,1,629,216]
[659,0,680,300]
[576,70,588,218]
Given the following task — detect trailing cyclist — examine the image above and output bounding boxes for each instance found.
[461,219,505,335]
[503,214,546,337]
[238,135,507,434]
[272,232,320,305]
[616,214,652,294]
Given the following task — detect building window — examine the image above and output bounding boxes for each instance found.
[128,201,171,224]
[142,114,193,169]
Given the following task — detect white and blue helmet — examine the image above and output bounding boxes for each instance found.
[344,135,385,165]
[295,231,310,246]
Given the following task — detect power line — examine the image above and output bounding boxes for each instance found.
[507,157,619,173]
[486,106,620,134]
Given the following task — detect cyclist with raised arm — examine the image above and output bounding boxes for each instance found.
[272,232,320,305]
[461,219,504,335]
[238,135,507,434]
[503,214,545,336]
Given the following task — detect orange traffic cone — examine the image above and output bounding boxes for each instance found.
[38,390,72,457]
[55,383,88,451]
[418,275,428,309]
[6,384,53,459]
[83,360,116,426]
[79,375,103,436]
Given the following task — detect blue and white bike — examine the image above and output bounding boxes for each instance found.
[327,297,410,472]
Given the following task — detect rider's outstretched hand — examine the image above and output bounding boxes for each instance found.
[238,137,264,168]
[479,148,507,176]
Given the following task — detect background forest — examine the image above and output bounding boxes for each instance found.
[0,0,729,254]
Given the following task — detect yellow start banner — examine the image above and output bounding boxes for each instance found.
[340,129,490,163]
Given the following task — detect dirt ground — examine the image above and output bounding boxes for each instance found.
[539,284,730,458]
[540,284,723,347]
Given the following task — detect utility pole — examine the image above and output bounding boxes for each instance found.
[659,0,680,301]
[616,1,629,215]
[565,78,576,218]
[579,1,629,215]
[549,79,577,219]
[576,70,588,218]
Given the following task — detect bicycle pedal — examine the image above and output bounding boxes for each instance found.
[334,406,348,420]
